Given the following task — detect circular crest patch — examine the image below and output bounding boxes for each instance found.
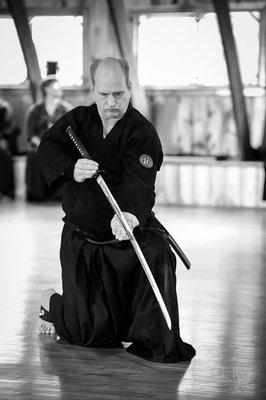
[139,154,153,168]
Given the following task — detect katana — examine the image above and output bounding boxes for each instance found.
[66,126,172,330]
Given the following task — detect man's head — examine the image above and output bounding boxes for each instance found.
[90,57,131,122]
[40,78,62,99]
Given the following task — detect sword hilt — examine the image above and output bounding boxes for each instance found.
[66,126,105,179]
[66,126,90,159]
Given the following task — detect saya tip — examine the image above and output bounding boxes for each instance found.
[164,311,172,330]
[166,317,172,331]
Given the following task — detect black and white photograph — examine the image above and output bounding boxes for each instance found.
[0,0,266,399]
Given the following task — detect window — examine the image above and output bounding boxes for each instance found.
[0,18,27,85]
[31,16,83,86]
[138,12,260,88]
[231,12,260,86]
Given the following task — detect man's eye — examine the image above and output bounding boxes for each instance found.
[100,93,107,98]
[114,92,123,98]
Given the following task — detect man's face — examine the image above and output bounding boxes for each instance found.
[93,63,131,121]
[46,81,62,99]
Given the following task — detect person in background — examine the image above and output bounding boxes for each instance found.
[25,78,72,201]
[0,97,15,199]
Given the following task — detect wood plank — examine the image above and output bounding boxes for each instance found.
[0,201,266,399]
[0,1,266,15]
[212,0,253,160]
[193,165,211,206]
[259,7,266,153]
[242,166,260,206]
[179,165,194,205]
[155,158,265,207]
[6,0,41,102]
[81,0,120,89]
[223,165,242,205]
[258,7,266,88]
[129,1,266,16]
[88,0,120,59]
[210,165,225,205]
[106,0,149,117]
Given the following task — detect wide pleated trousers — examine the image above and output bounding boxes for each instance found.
[50,225,196,363]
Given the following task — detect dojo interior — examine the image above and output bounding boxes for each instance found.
[0,0,266,399]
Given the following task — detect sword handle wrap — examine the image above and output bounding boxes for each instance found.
[66,126,105,178]
[66,126,90,159]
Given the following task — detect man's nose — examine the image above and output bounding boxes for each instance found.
[106,94,116,106]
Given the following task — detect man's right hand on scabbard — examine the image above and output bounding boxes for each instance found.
[74,159,99,183]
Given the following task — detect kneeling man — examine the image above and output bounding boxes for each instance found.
[37,57,196,363]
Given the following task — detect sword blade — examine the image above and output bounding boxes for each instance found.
[97,176,172,330]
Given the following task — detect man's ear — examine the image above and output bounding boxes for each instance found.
[128,81,132,95]
[90,83,96,99]
[89,79,95,92]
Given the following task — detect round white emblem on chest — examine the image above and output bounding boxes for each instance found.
[139,154,153,168]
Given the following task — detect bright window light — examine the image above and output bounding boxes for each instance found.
[138,12,260,88]
[138,16,198,87]
[31,16,83,86]
[196,13,228,86]
[231,12,260,86]
[0,18,27,85]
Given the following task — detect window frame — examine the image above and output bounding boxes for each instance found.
[0,10,84,90]
[135,10,261,92]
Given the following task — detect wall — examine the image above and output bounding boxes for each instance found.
[150,90,265,158]
[156,157,266,207]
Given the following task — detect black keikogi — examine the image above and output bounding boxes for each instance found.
[37,103,196,363]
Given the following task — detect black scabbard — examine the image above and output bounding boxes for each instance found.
[147,226,191,270]
[163,231,191,270]
[146,212,191,270]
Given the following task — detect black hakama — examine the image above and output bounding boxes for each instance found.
[0,148,15,198]
[26,149,50,200]
[50,225,195,363]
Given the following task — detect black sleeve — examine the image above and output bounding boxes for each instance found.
[116,128,163,229]
[0,101,13,139]
[37,107,84,188]
[25,106,38,141]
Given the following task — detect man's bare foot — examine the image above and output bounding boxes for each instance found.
[39,288,56,334]
[39,319,55,334]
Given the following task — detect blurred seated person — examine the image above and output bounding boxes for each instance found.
[25,78,72,201]
[0,98,15,199]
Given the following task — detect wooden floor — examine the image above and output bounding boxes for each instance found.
[0,199,266,400]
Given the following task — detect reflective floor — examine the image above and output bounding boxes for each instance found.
[0,199,265,399]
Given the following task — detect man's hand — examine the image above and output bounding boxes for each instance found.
[74,159,99,183]
[0,138,8,151]
[111,212,139,241]
[31,135,41,148]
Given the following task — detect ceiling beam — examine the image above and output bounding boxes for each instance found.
[106,0,149,117]
[212,0,253,160]
[129,1,266,16]
[1,1,265,15]
[5,0,41,102]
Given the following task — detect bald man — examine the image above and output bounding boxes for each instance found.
[37,57,195,363]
